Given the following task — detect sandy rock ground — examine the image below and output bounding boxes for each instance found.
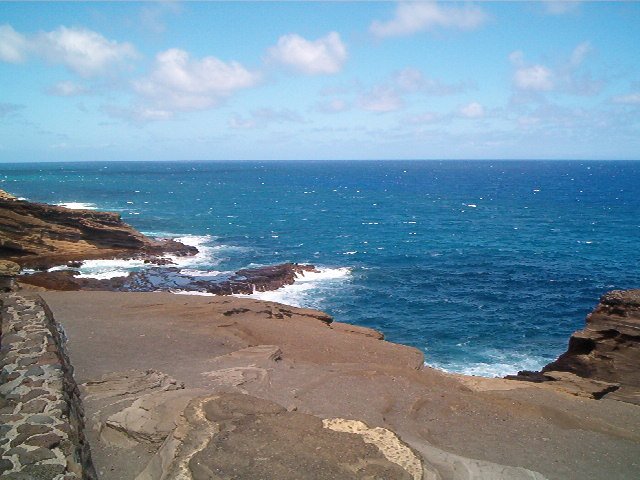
[34,291,640,480]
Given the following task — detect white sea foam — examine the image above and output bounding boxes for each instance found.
[45,233,245,281]
[65,258,148,279]
[76,270,130,280]
[179,269,225,277]
[55,202,97,210]
[165,234,220,269]
[171,290,216,296]
[426,351,548,378]
[235,266,351,308]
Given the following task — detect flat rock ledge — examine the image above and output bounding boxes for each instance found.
[0,294,95,479]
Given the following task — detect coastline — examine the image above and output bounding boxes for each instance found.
[2,188,640,478]
[2,290,638,479]
[5,160,640,378]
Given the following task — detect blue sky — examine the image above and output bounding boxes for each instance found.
[1,1,639,162]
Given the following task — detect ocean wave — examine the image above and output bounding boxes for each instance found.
[40,232,251,285]
[234,266,351,308]
[163,234,222,270]
[426,351,549,378]
[60,258,148,279]
[76,270,130,280]
[55,202,97,210]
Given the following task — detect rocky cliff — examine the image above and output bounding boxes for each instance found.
[0,190,195,269]
[18,262,319,295]
[2,190,320,296]
[508,289,640,405]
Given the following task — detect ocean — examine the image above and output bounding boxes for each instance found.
[3,160,639,377]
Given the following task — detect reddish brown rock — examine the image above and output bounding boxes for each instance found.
[508,289,640,404]
[0,189,196,269]
[19,262,320,297]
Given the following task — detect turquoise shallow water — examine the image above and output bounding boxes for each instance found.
[3,160,639,376]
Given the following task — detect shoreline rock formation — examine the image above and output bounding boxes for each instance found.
[2,190,320,297]
[2,188,640,479]
[0,190,196,270]
[18,262,319,295]
[24,290,640,480]
[507,289,640,405]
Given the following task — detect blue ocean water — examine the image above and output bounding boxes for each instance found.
[2,160,639,376]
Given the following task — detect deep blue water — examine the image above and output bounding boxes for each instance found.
[3,160,639,376]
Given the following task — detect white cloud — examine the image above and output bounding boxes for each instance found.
[228,116,257,129]
[406,112,441,125]
[329,67,467,115]
[317,98,349,113]
[359,87,404,113]
[612,93,640,105]
[34,27,136,77]
[0,24,136,77]
[229,108,304,129]
[510,43,601,95]
[0,25,28,62]
[252,108,304,124]
[459,101,485,118]
[138,2,182,34]
[543,0,581,15]
[510,52,554,91]
[102,104,173,122]
[370,1,487,38]
[509,51,525,66]
[570,41,591,67]
[47,81,89,96]
[267,32,347,75]
[514,65,554,91]
[393,67,468,95]
[133,48,261,112]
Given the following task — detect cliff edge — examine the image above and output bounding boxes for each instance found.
[508,289,640,405]
[0,190,195,269]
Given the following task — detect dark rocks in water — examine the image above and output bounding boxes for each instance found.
[0,189,196,269]
[200,263,318,295]
[19,262,319,297]
[507,289,640,404]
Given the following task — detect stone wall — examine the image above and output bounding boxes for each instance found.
[0,293,96,479]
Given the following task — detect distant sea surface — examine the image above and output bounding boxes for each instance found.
[3,160,639,377]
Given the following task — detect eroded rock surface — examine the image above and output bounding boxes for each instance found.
[138,393,420,480]
[37,291,640,480]
[0,190,195,269]
[0,260,20,292]
[508,290,640,404]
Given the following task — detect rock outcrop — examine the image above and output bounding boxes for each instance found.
[18,262,319,296]
[508,289,640,405]
[3,189,320,296]
[0,260,20,292]
[0,190,195,269]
